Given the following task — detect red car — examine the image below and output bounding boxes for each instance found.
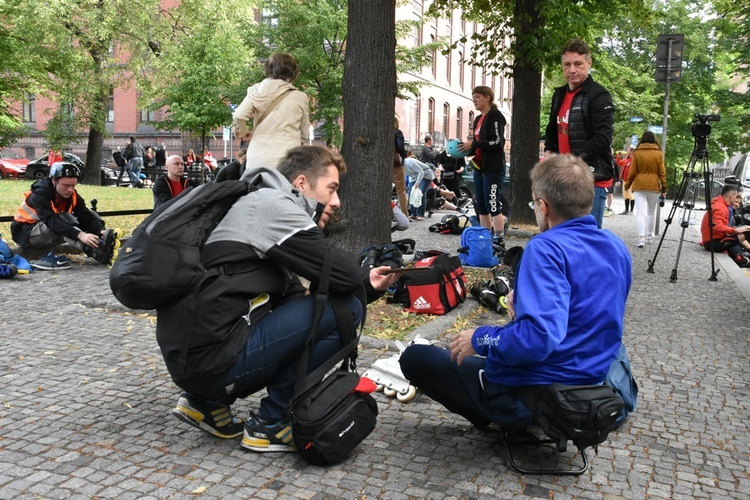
[0,149,29,179]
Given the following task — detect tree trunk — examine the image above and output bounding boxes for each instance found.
[509,0,543,226]
[332,0,396,253]
[84,129,104,186]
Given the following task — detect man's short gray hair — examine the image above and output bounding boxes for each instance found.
[531,154,594,219]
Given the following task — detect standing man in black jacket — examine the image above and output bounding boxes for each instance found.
[124,136,145,188]
[544,39,615,229]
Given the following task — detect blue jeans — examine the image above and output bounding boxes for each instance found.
[473,170,505,218]
[400,343,637,429]
[205,295,363,422]
[399,344,534,428]
[410,178,431,217]
[591,186,607,229]
[127,157,143,187]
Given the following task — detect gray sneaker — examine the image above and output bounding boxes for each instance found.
[172,393,244,439]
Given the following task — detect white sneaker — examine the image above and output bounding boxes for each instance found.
[647,234,655,243]
[636,239,645,248]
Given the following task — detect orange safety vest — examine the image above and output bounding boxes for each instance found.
[14,190,77,224]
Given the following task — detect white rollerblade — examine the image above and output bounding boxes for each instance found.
[363,336,434,403]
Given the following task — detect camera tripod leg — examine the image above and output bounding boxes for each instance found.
[669,223,689,283]
[648,174,690,273]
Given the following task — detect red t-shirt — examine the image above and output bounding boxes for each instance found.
[473,115,486,164]
[556,87,581,155]
[167,177,186,198]
[558,87,613,188]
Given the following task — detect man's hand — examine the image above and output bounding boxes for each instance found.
[458,141,472,153]
[369,266,401,291]
[506,290,515,320]
[736,225,750,234]
[77,231,99,248]
[450,329,476,366]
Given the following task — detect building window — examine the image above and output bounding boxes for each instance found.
[468,111,475,138]
[507,79,513,102]
[456,107,463,140]
[140,109,155,123]
[471,63,476,90]
[107,89,115,122]
[498,77,504,104]
[22,94,36,123]
[415,96,422,138]
[446,48,452,84]
[458,50,465,91]
[427,98,435,133]
[430,34,437,79]
[443,103,450,138]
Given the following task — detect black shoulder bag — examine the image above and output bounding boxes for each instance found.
[288,244,378,465]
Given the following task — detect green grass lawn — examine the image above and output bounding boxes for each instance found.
[0,178,153,243]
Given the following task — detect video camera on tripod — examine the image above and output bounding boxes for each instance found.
[691,114,720,156]
[648,113,723,282]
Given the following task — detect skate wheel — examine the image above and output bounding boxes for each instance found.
[498,295,508,311]
[113,238,122,250]
[375,383,384,392]
[383,387,397,397]
[396,385,417,403]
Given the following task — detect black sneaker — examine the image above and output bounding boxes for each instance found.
[240,412,296,452]
[172,393,244,439]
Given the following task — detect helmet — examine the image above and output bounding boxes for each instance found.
[446,139,469,158]
[51,162,81,180]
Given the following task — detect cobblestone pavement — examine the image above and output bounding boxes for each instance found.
[1,200,749,499]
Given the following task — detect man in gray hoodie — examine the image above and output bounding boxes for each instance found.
[161,146,399,453]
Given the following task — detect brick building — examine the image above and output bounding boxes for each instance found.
[7,1,512,165]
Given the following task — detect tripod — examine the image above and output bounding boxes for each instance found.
[647,135,718,282]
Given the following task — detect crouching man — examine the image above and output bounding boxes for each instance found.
[160,146,400,452]
[11,162,118,270]
[400,154,635,429]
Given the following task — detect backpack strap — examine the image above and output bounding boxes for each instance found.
[290,243,360,402]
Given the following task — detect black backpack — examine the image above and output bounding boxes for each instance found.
[521,384,624,453]
[109,180,256,310]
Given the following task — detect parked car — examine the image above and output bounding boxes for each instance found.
[25,152,130,186]
[460,162,511,201]
[686,178,724,201]
[0,149,30,179]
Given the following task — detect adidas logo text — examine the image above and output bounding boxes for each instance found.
[413,296,431,310]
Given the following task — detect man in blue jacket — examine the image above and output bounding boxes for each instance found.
[400,154,632,428]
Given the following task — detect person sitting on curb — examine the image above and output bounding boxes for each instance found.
[160,145,400,452]
[399,154,635,430]
[152,155,199,209]
[10,162,119,270]
[700,184,750,267]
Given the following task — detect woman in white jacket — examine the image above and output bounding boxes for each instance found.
[233,53,310,170]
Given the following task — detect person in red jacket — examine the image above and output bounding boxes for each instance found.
[700,185,750,267]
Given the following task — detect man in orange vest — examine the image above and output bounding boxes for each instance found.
[11,162,119,270]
